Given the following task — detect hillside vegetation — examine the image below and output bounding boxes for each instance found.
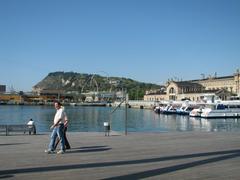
[33,71,161,100]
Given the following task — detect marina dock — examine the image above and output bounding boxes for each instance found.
[1,131,240,179]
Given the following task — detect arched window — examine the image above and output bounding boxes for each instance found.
[169,87,175,94]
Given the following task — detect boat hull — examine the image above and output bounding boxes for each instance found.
[201,108,240,118]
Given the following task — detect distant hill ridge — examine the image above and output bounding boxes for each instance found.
[33,71,161,99]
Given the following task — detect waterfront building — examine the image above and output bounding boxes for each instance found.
[0,93,23,104]
[144,69,240,102]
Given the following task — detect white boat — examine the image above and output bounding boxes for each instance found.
[69,103,77,106]
[154,106,161,114]
[201,103,240,118]
[162,105,177,114]
[176,106,195,115]
[189,108,203,117]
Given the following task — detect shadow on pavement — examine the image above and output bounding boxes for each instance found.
[0,143,29,146]
[1,149,240,179]
[67,146,111,153]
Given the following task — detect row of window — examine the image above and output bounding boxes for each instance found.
[169,86,236,94]
[206,87,233,92]
[168,87,202,94]
[146,96,201,101]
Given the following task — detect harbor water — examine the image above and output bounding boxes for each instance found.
[1,105,240,133]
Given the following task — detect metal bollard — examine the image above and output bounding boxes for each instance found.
[103,122,110,136]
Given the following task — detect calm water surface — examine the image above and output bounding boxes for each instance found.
[1,105,240,133]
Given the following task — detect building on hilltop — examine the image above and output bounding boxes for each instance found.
[144,69,240,102]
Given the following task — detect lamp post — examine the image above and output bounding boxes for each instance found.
[125,92,128,135]
[109,89,128,136]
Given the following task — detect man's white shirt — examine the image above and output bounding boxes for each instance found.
[54,108,65,125]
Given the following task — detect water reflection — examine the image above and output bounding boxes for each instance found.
[1,105,240,133]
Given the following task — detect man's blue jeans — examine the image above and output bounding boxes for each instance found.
[48,124,65,151]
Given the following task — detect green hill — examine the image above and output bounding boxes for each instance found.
[33,71,161,100]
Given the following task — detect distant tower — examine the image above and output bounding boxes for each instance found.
[9,85,15,93]
[214,72,217,78]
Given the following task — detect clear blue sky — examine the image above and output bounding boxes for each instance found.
[0,0,240,91]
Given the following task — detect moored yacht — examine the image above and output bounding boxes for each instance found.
[201,103,240,118]
[189,108,203,117]
[176,106,195,115]
[189,104,205,117]
[162,105,178,114]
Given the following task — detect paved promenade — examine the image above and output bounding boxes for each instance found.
[0,131,240,179]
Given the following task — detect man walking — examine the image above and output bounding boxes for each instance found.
[54,106,71,150]
[45,101,66,154]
